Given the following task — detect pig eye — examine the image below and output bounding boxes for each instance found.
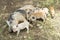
[28,12,30,14]
[32,16,35,19]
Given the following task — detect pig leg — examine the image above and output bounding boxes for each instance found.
[9,26,13,32]
[26,26,29,33]
[6,21,12,32]
[17,29,20,36]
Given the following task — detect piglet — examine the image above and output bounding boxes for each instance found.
[12,20,29,36]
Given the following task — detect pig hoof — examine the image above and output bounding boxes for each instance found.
[9,30,13,33]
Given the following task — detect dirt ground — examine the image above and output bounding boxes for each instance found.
[0,10,60,40]
[0,0,60,40]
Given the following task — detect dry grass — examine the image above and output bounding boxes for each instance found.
[0,10,60,40]
[0,0,60,40]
